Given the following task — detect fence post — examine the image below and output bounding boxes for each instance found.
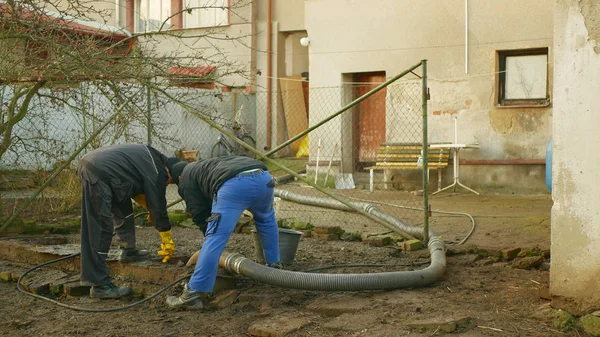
[422,59,430,244]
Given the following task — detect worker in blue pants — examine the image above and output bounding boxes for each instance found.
[166,156,281,310]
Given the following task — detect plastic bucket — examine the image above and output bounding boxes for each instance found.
[252,228,302,265]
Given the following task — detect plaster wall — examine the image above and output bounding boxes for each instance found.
[144,2,254,87]
[550,0,600,312]
[274,0,305,32]
[304,0,553,192]
[55,0,117,26]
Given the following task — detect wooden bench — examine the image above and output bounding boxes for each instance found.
[364,143,451,192]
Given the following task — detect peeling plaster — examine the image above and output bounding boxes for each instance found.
[488,109,546,134]
[579,0,600,53]
[433,99,472,116]
[487,109,549,157]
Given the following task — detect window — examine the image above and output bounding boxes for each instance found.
[498,48,549,107]
[136,0,171,33]
[183,0,229,29]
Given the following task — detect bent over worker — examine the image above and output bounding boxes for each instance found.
[165,156,281,310]
[76,143,180,299]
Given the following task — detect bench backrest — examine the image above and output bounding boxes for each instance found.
[374,143,451,169]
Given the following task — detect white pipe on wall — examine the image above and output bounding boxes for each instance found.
[465,0,468,74]
[115,0,120,27]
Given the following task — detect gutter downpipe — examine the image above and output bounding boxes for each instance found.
[125,0,134,32]
[465,0,468,74]
[219,189,446,291]
[265,0,273,151]
[115,0,120,27]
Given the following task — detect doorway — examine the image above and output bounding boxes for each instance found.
[353,71,386,168]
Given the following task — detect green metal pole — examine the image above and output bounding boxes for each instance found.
[265,62,423,157]
[422,60,429,244]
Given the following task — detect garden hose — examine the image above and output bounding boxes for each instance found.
[16,253,192,312]
[15,212,194,312]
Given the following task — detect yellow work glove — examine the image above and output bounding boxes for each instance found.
[158,230,176,263]
[133,194,153,223]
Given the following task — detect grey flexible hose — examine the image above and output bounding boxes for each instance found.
[221,236,445,291]
[346,196,476,245]
[218,189,446,291]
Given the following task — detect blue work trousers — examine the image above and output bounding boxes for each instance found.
[188,170,280,292]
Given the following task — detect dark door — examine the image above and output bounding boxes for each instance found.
[353,71,386,165]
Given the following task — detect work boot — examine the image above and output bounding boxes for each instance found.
[166,283,204,310]
[118,248,150,263]
[90,283,132,299]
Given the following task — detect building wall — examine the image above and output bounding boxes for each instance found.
[550,0,600,313]
[274,0,305,32]
[136,1,255,87]
[304,0,553,192]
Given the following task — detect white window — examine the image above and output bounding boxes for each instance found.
[136,0,171,33]
[498,48,549,107]
[183,0,229,29]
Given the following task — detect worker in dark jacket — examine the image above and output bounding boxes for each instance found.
[165,156,281,310]
[76,143,180,299]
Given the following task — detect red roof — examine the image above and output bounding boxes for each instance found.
[0,3,129,40]
[168,66,217,77]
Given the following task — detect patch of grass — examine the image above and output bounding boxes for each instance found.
[304,172,336,189]
[263,157,307,177]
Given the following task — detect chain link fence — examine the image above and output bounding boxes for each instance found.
[1,62,431,237]
[253,66,430,235]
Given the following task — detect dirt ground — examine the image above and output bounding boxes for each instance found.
[0,190,570,337]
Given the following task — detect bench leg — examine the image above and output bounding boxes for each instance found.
[369,169,374,193]
[383,170,390,190]
[438,169,442,191]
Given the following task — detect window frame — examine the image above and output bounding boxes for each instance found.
[182,0,230,29]
[497,48,550,108]
[135,0,172,33]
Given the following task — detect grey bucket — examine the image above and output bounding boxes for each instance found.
[252,228,302,265]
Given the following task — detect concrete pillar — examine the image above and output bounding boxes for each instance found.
[551,0,600,313]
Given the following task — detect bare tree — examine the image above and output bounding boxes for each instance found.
[0,0,252,166]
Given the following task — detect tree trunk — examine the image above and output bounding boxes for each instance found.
[0,81,46,161]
